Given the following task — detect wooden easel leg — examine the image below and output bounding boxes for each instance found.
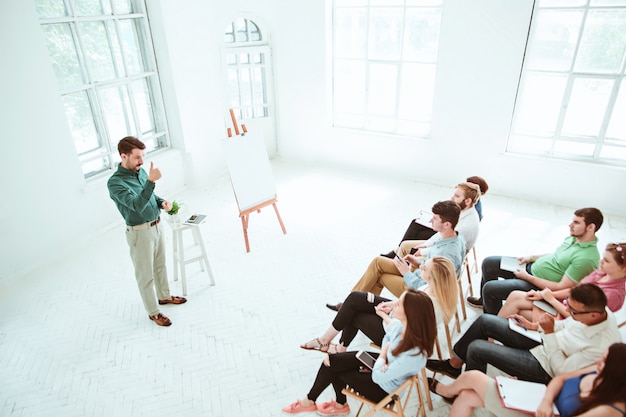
[241,213,250,253]
[272,202,287,234]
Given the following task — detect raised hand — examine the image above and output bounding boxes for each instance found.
[147,161,162,182]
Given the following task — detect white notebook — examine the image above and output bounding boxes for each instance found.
[495,376,560,415]
[500,256,527,273]
[508,318,542,343]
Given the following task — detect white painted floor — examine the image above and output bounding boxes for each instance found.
[1,160,625,417]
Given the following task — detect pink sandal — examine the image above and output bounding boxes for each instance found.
[282,400,317,414]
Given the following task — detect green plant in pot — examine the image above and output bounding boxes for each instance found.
[167,200,180,216]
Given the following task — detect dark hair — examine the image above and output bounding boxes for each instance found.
[431,200,461,229]
[574,343,626,415]
[574,207,604,232]
[118,136,146,155]
[606,243,626,266]
[466,176,489,195]
[570,283,607,312]
[392,289,437,358]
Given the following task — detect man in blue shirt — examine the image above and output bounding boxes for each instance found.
[108,136,186,326]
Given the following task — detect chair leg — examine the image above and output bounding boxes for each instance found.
[465,258,474,297]
[472,246,478,273]
[457,277,467,320]
[420,369,432,414]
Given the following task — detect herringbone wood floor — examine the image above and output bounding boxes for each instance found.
[1,160,624,417]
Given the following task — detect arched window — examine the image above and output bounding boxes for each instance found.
[224,18,271,121]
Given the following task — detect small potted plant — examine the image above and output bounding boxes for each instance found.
[167,200,181,224]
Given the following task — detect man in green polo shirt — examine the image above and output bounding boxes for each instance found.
[466,207,602,314]
[108,136,186,327]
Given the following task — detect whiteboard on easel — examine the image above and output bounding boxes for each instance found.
[222,132,277,212]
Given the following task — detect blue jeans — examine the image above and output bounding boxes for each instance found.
[453,315,551,384]
[480,256,536,314]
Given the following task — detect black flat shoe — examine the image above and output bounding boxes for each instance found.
[326,302,343,312]
[427,377,457,404]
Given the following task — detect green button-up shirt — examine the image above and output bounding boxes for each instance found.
[108,163,165,226]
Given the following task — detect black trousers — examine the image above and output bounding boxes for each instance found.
[306,351,387,404]
[334,291,390,347]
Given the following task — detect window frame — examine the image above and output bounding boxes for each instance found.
[36,0,170,178]
[508,1,626,167]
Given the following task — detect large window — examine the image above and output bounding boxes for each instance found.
[224,18,271,121]
[509,0,626,166]
[35,0,169,178]
[332,0,443,137]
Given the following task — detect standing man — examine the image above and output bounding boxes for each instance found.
[108,136,186,327]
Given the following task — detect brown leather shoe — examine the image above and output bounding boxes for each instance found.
[149,313,172,326]
[158,296,187,305]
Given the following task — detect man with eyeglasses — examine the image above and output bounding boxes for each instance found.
[467,207,603,314]
[426,284,620,384]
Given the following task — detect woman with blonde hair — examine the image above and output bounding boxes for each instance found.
[300,256,458,354]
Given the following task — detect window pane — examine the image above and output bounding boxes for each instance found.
[252,67,266,106]
[403,8,442,62]
[334,59,366,114]
[235,19,248,43]
[525,10,583,71]
[131,79,155,135]
[513,73,567,135]
[398,63,436,121]
[62,91,100,154]
[239,68,252,107]
[562,77,613,137]
[599,144,626,160]
[335,0,367,6]
[406,0,443,5]
[368,63,398,115]
[334,8,367,59]
[538,0,587,6]
[575,10,626,73]
[118,19,145,75]
[591,0,626,6]
[74,0,109,15]
[508,134,553,154]
[41,23,83,89]
[369,8,403,60]
[99,86,135,141]
[34,0,67,18]
[112,0,132,14]
[606,82,626,140]
[79,21,117,81]
[553,140,596,157]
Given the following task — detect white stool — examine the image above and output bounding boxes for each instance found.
[170,222,215,295]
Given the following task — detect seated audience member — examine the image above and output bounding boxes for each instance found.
[302,257,457,353]
[428,342,626,417]
[382,182,480,258]
[498,242,626,321]
[466,175,488,221]
[282,290,437,416]
[426,284,620,384]
[467,207,603,314]
[326,200,465,311]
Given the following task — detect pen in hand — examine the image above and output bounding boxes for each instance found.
[514,318,528,331]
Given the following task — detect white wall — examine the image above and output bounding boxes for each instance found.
[1,0,624,279]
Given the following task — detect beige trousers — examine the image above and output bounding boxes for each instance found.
[126,222,170,316]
